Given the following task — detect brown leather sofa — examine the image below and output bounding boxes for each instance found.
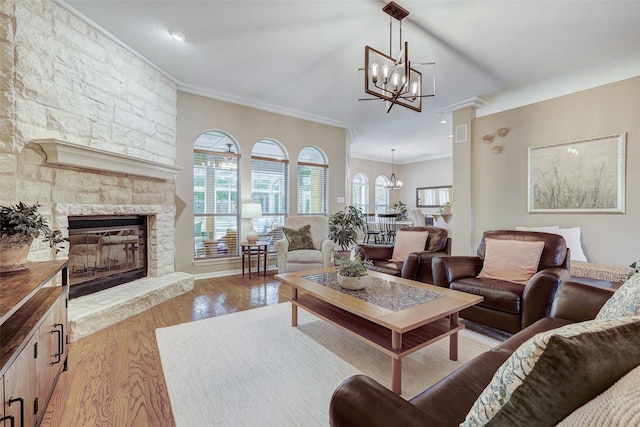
[355,226,451,284]
[432,230,571,334]
[329,280,616,427]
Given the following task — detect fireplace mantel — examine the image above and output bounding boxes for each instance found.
[33,138,182,181]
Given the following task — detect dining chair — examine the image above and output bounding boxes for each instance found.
[363,213,380,244]
[377,213,398,244]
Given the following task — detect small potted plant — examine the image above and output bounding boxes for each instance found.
[392,200,407,220]
[1,202,64,273]
[336,254,372,290]
[328,206,366,260]
[439,201,452,215]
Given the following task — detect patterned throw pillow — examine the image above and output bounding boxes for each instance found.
[283,224,315,251]
[596,273,640,320]
[462,316,640,427]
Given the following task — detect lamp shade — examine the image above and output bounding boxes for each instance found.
[241,203,262,219]
[242,203,262,244]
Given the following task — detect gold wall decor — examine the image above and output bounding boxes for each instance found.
[492,145,504,154]
[482,134,494,144]
[497,127,510,137]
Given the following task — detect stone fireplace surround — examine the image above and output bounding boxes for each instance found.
[59,204,194,342]
[35,140,194,341]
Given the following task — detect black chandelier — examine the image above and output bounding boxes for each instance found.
[383,149,402,189]
[359,2,435,113]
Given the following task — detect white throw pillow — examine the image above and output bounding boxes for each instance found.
[557,365,640,426]
[516,226,560,232]
[553,227,588,262]
[390,230,429,262]
[516,226,587,262]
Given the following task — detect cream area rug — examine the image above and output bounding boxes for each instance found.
[155,302,499,427]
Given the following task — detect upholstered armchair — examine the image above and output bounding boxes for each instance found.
[274,216,336,274]
[356,226,451,284]
[432,230,571,334]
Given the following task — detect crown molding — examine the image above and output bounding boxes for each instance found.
[438,97,488,114]
[177,83,355,135]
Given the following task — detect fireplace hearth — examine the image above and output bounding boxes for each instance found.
[68,215,148,299]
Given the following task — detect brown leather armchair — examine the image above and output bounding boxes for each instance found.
[355,226,451,284]
[432,230,571,334]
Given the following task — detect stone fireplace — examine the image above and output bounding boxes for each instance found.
[68,215,148,299]
[28,140,194,341]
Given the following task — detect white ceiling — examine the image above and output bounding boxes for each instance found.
[60,0,640,164]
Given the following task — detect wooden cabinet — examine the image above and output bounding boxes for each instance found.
[3,333,38,427]
[1,261,69,427]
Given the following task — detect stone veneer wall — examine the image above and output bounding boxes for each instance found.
[0,0,179,265]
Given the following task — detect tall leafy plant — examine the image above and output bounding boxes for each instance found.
[328,206,366,251]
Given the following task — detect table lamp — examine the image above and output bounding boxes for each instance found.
[242,203,262,244]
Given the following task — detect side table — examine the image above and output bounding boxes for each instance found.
[240,241,269,279]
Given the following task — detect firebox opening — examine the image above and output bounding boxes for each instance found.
[68,215,148,299]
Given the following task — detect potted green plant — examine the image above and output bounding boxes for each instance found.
[328,206,366,258]
[335,254,372,290]
[1,202,64,273]
[439,201,452,215]
[392,200,407,220]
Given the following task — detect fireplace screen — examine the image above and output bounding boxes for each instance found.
[68,215,147,298]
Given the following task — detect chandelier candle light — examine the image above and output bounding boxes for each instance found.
[242,203,263,244]
[384,149,402,189]
[360,1,435,113]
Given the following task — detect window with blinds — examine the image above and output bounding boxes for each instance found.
[375,175,389,214]
[297,146,328,215]
[352,172,369,213]
[251,139,288,248]
[193,131,240,259]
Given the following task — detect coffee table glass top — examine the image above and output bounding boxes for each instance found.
[302,272,444,312]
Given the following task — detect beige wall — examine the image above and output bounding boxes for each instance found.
[175,91,347,274]
[455,77,639,265]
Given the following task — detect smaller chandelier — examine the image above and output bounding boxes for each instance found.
[384,149,402,189]
[359,2,435,113]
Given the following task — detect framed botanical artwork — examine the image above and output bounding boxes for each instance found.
[528,133,626,213]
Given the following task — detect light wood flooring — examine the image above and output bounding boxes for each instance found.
[40,272,290,427]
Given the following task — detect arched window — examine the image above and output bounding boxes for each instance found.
[352,173,369,213]
[251,139,289,247]
[375,175,389,213]
[193,130,240,259]
[297,146,328,215]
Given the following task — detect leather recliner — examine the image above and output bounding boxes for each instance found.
[356,226,451,285]
[432,230,571,334]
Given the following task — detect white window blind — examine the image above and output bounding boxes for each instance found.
[352,172,368,213]
[193,148,239,259]
[297,146,328,215]
[251,140,289,247]
[375,175,389,214]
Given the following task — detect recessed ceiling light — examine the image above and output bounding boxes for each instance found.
[440,119,447,124]
[170,30,187,42]
[448,134,453,138]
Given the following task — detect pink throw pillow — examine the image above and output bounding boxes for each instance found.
[477,238,545,285]
[390,230,429,262]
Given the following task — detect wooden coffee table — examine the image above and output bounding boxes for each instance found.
[275,267,483,394]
